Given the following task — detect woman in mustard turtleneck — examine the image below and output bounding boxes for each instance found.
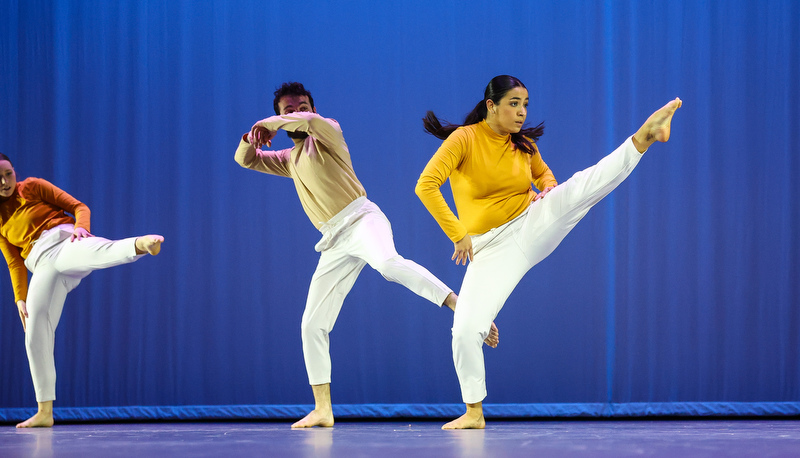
[0,153,164,428]
[416,75,681,429]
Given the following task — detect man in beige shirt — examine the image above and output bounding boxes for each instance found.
[235,82,498,428]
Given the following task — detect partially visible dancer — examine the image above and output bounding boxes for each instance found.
[235,82,498,428]
[416,75,681,429]
[0,153,164,428]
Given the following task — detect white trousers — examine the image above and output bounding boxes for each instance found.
[302,197,452,385]
[23,224,144,402]
[453,137,643,403]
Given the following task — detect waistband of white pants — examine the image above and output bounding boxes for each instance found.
[25,223,75,271]
[318,196,368,234]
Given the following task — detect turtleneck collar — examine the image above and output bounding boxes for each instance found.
[477,119,512,143]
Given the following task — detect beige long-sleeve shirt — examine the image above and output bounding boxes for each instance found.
[234,112,366,229]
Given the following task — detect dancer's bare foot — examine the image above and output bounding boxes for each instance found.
[484,322,499,348]
[443,403,485,430]
[291,408,334,428]
[135,235,164,255]
[632,98,682,152]
[444,293,500,348]
[16,402,54,428]
[292,383,334,428]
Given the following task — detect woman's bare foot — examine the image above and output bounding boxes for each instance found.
[632,98,682,152]
[16,402,54,428]
[291,409,334,428]
[442,403,485,430]
[135,235,164,255]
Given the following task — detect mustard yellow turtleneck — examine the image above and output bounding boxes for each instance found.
[416,120,557,242]
[0,177,90,302]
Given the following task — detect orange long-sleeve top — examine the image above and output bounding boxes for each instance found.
[0,178,90,302]
[415,120,558,242]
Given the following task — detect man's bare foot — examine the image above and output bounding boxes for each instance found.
[442,404,485,430]
[632,98,682,152]
[16,411,54,428]
[291,409,334,428]
[484,322,499,348]
[444,293,500,348]
[135,235,164,255]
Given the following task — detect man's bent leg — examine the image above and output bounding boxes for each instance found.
[345,208,450,306]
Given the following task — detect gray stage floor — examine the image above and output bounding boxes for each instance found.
[1,420,799,457]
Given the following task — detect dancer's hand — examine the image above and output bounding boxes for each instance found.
[452,235,473,265]
[249,123,276,148]
[17,300,27,332]
[70,227,92,242]
[534,186,555,201]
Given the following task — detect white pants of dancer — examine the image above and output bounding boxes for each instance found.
[23,224,144,402]
[453,137,643,403]
[302,197,452,385]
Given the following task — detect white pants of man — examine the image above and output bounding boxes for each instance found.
[302,197,452,385]
[453,137,643,403]
[23,224,144,402]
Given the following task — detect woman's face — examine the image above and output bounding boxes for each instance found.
[486,86,529,136]
[0,160,17,198]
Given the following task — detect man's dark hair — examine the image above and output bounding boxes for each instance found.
[0,153,11,165]
[273,82,315,115]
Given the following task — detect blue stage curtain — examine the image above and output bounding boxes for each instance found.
[1,0,798,415]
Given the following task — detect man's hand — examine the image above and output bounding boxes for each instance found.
[452,234,473,265]
[248,123,276,149]
[70,227,92,242]
[17,300,27,332]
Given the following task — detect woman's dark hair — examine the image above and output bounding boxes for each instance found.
[423,75,544,155]
[0,153,11,165]
[273,82,315,115]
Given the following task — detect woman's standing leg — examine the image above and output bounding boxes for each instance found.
[445,228,532,429]
[16,264,80,428]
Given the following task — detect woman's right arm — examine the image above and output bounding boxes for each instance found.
[415,131,473,264]
[16,300,27,331]
[0,235,28,309]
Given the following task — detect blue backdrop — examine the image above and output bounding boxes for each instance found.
[1,0,798,419]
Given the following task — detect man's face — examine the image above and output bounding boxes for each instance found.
[278,95,315,115]
[278,95,316,141]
